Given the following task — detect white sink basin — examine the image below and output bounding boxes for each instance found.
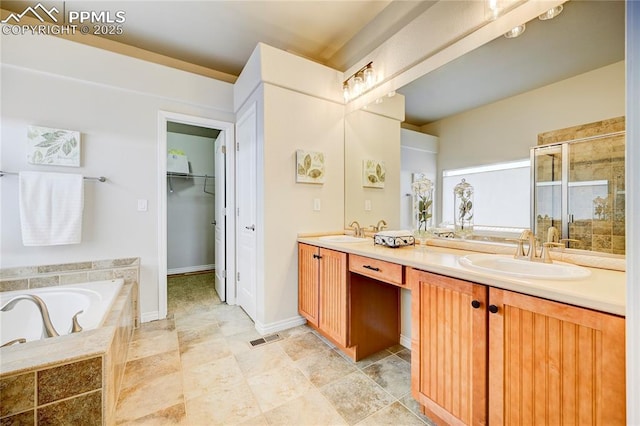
[459,254,591,280]
[318,235,367,243]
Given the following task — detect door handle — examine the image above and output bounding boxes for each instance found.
[245,225,255,231]
[212,221,216,225]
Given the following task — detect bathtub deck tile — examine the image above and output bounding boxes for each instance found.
[38,356,102,405]
[0,372,35,417]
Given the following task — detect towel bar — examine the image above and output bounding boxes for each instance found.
[0,171,107,182]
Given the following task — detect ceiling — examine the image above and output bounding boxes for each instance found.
[1,1,625,126]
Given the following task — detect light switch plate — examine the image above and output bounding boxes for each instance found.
[313,198,321,211]
[137,199,148,212]
[364,200,372,211]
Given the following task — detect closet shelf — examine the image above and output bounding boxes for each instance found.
[167,172,214,195]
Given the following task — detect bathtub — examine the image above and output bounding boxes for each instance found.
[0,279,123,347]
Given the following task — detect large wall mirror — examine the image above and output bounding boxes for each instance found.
[344,0,625,256]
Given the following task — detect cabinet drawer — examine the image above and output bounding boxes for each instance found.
[349,254,404,287]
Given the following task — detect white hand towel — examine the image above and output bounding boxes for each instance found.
[19,172,84,246]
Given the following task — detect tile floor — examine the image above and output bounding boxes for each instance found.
[115,272,435,425]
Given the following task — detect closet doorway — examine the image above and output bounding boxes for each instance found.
[158,112,235,321]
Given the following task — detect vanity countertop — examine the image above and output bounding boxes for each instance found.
[297,236,626,317]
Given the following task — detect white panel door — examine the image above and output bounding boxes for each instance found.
[214,132,226,302]
[235,103,257,320]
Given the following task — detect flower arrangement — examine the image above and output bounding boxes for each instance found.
[412,178,433,232]
[454,178,474,235]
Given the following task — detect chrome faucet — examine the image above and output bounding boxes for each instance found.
[0,295,60,338]
[373,220,387,232]
[349,221,364,238]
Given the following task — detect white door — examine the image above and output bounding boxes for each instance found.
[214,132,226,302]
[235,103,257,320]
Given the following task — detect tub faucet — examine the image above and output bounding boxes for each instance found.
[0,295,60,338]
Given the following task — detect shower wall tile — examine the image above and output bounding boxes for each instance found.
[28,276,60,289]
[37,262,92,274]
[59,272,89,285]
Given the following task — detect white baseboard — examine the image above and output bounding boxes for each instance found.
[167,264,215,275]
[399,333,411,349]
[141,311,160,323]
[255,315,307,335]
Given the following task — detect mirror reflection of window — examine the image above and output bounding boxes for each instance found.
[442,160,530,235]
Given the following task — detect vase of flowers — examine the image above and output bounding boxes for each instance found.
[454,178,474,237]
[412,177,434,237]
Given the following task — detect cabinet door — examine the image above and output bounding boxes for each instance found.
[488,288,626,425]
[298,243,319,327]
[318,248,348,347]
[409,269,488,426]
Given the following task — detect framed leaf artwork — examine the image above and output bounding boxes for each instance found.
[363,159,385,188]
[296,150,325,184]
[27,125,81,167]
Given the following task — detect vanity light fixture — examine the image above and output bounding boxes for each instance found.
[504,23,526,38]
[343,62,376,102]
[538,5,563,21]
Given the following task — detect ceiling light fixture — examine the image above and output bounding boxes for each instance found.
[343,62,376,102]
[504,24,526,39]
[538,5,563,21]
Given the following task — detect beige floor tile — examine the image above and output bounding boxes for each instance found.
[218,317,256,337]
[353,349,394,369]
[177,322,223,349]
[399,394,437,426]
[237,414,269,425]
[279,331,331,362]
[131,319,175,341]
[361,354,411,398]
[180,337,232,371]
[121,350,181,391]
[355,401,426,425]
[116,402,187,425]
[277,324,314,339]
[127,329,180,361]
[225,329,264,355]
[235,343,293,378]
[320,371,395,425]
[174,309,218,331]
[115,371,184,424]
[182,355,244,401]
[246,365,314,412]
[397,348,411,364]
[212,304,253,322]
[185,381,261,425]
[295,348,357,387]
[263,388,347,426]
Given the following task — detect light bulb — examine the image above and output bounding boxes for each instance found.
[504,24,525,39]
[363,64,375,89]
[343,82,350,102]
[351,75,364,97]
[538,5,563,21]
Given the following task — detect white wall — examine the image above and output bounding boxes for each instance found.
[0,34,234,318]
[423,61,625,225]
[166,132,216,272]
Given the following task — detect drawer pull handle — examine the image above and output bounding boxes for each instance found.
[471,300,481,309]
[488,304,499,314]
[313,254,323,259]
[363,265,380,272]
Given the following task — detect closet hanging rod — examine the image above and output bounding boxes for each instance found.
[166,172,214,179]
[0,170,107,182]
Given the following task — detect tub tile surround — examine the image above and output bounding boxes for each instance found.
[0,258,139,425]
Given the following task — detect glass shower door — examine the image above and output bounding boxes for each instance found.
[532,145,563,244]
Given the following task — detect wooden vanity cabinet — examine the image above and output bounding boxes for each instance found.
[488,287,626,425]
[409,268,488,425]
[298,243,348,347]
[409,268,626,426]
